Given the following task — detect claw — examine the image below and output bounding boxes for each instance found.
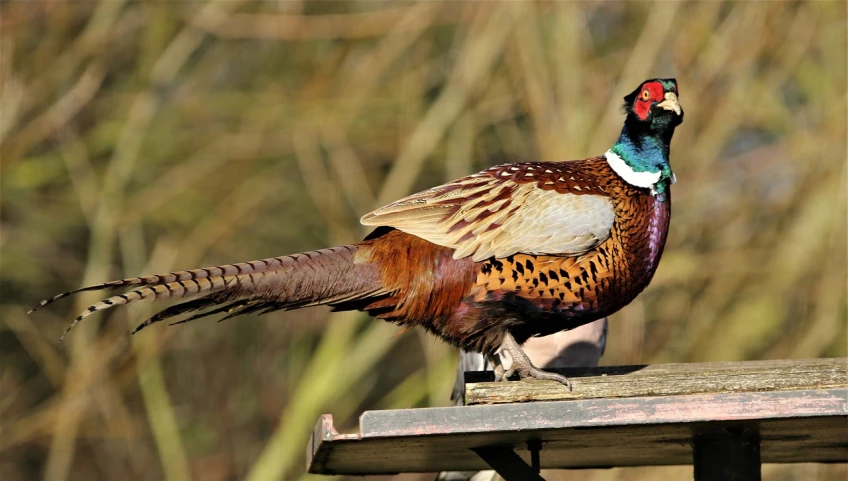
[493,364,506,382]
[487,354,506,382]
[496,331,573,390]
[513,366,572,390]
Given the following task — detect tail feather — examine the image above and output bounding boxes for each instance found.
[164,300,259,328]
[29,257,300,314]
[41,245,384,341]
[218,300,286,322]
[59,278,233,341]
[130,297,223,334]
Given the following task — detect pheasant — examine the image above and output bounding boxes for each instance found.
[32,78,683,388]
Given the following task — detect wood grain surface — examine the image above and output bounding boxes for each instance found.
[465,358,847,405]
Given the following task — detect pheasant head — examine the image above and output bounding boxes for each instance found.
[606,78,683,195]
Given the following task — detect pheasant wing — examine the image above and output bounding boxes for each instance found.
[361,162,615,262]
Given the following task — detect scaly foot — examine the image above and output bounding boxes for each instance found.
[496,332,572,390]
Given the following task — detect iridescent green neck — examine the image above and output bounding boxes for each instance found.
[609,122,675,194]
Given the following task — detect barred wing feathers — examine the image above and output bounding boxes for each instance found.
[361,162,615,262]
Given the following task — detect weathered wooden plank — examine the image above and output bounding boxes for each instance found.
[465,358,847,405]
[308,416,848,474]
[308,386,848,474]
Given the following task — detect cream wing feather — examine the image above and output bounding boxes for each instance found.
[361,165,615,262]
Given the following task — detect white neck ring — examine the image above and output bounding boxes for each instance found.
[604,150,662,189]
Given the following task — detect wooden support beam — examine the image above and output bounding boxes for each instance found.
[471,446,545,481]
[694,427,761,481]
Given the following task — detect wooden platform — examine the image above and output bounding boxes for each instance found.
[307,358,848,478]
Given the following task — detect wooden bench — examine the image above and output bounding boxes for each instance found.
[307,358,847,480]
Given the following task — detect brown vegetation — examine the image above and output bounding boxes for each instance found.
[1,1,845,480]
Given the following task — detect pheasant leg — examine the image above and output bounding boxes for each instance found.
[497,332,572,390]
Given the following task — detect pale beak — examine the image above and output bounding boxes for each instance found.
[657,92,682,115]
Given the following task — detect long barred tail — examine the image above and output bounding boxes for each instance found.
[31,245,383,341]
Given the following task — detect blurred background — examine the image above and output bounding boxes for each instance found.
[1,1,845,480]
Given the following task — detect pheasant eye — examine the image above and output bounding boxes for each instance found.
[641,89,651,101]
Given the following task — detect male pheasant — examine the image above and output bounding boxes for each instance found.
[32,78,683,388]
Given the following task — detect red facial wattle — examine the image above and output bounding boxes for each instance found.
[633,82,665,120]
